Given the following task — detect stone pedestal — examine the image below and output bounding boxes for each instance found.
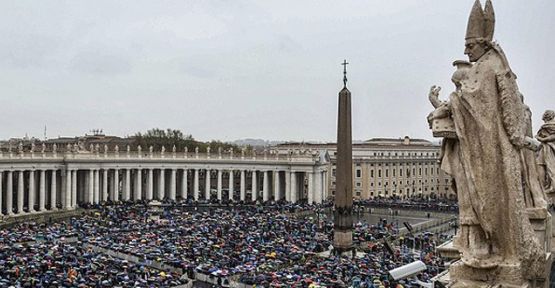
[448,260,548,288]
[439,209,553,288]
[527,208,552,254]
[333,231,353,253]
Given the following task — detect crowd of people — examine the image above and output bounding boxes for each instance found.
[355,196,458,213]
[0,200,451,287]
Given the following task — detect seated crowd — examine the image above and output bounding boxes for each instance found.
[0,199,451,287]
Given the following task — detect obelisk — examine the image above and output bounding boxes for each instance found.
[333,60,353,253]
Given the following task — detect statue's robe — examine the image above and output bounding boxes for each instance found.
[446,49,543,274]
[538,123,555,194]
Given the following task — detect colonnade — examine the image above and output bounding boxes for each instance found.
[0,166,327,217]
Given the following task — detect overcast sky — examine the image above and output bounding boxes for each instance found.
[0,0,553,142]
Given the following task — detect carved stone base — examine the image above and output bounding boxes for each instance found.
[450,260,528,287]
[527,208,552,254]
[449,258,550,288]
[333,231,353,253]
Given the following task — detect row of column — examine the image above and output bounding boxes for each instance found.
[80,168,323,203]
[0,169,78,216]
[0,167,327,217]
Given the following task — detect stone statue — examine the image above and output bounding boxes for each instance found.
[149,146,153,153]
[172,145,176,153]
[103,144,108,154]
[30,142,36,153]
[537,110,555,195]
[77,141,85,151]
[41,143,46,153]
[137,145,142,154]
[218,147,223,158]
[52,143,57,153]
[89,144,94,152]
[18,142,23,154]
[161,146,166,154]
[428,0,545,285]
[114,145,119,154]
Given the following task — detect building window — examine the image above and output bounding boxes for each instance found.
[385,170,389,177]
[393,169,396,177]
[356,169,362,178]
[356,182,361,187]
[332,169,336,177]
[378,170,382,178]
[356,191,361,196]
[400,169,403,176]
[370,170,374,178]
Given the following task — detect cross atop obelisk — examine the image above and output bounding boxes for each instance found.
[341,59,349,88]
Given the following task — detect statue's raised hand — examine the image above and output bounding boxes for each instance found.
[429,85,442,108]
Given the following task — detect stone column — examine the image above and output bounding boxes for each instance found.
[94,169,100,204]
[124,169,131,201]
[217,169,223,201]
[71,170,77,208]
[263,171,269,202]
[135,169,143,201]
[64,170,71,209]
[88,169,94,204]
[39,170,46,211]
[170,169,176,201]
[146,169,154,200]
[285,171,291,202]
[28,170,35,212]
[102,169,108,202]
[113,169,120,202]
[6,171,13,215]
[181,169,188,200]
[307,171,314,204]
[0,171,3,216]
[251,171,258,202]
[194,169,199,200]
[158,169,165,200]
[51,170,57,210]
[228,170,234,201]
[314,171,322,204]
[240,170,246,202]
[205,169,211,200]
[290,172,297,203]
[273,170,280,202]
[17,170,24,213]
[0,171,4,218]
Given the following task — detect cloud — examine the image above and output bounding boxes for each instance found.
[70,52,132,75]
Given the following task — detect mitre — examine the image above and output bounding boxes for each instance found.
[466,0,495,42]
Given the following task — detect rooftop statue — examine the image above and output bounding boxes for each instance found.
[428,0,546,285]
[537,110,555,195]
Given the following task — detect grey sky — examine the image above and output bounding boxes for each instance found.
[1,0,553,142]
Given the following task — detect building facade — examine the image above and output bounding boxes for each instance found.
[0,146,328,218]
[275,136,453,200]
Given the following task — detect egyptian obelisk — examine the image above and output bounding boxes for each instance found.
[333,60,353,253]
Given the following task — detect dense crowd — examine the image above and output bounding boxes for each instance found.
[0,200,450,287]
[355,196,458,213]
